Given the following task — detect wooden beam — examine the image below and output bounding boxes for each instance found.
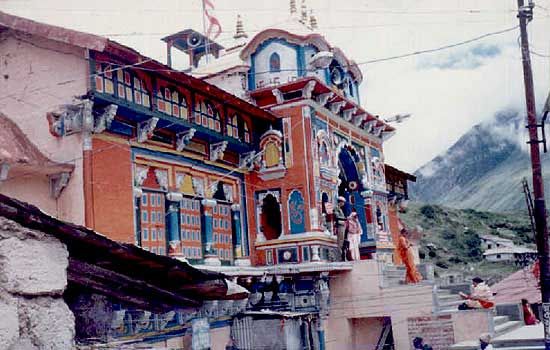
[68,258,200,310]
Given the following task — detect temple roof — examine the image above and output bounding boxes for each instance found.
[491,266,540,304]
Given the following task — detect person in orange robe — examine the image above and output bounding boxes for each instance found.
[397,227,423,284]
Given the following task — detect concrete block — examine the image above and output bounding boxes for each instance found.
[20,297,75,350]
[0,293,19,350]
[0,236,68,295]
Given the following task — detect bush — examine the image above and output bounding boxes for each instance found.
[420,205,437,219]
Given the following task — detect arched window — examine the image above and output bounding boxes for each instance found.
[195,100,221,132]
[116,70,150,108]
[269,52,281,73]
[227,114,240,139]
[156,88,188,119]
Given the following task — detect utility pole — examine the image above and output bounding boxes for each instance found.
[517,1,550,348]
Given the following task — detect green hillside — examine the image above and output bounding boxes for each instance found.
[399,203,535,284]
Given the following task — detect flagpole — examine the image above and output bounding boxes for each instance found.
[201,0,210,65]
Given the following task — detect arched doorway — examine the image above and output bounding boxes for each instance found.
[260,194,282,240]
[338,147,369,242]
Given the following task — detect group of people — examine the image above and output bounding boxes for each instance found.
[333,196,362,261]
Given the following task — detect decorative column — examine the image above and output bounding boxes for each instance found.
[166,192,183,257]
[231,204,251,266]
[201,199,220,266]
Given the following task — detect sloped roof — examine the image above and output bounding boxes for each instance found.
[0,193,248,311]
[0,10,107,50]
[491,266,540,304]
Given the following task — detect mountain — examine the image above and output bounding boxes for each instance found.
[411,109,546,212]
[399,203,534,283]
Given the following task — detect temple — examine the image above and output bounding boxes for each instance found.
[0,4,495,349]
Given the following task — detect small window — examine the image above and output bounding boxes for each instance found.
[158,229,163,240]
[142,228,149,241]
[151,247,157,254]
[496,254,501,259]
[151,212,156,223]
[151,228,157,241]
[159,247,165,255]
[142,194,148,205]
[142,212,148,223]
[269,52,281,73]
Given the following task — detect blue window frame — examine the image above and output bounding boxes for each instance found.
[151,228,157,241]
[142,212,148,222]
[142,194,147,205]
[142,228,149,241]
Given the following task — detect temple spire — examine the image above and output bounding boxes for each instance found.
[290,0,297,16]
[309,9,318,30]
[233,14,248,40]
[300,0,308,24]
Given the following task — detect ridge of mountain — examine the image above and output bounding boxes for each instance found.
[410,109,544,212]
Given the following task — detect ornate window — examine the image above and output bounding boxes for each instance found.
[269,52,281,73]
[156,87,188,119]
[227,114,240,139]
[94,63,115,95]
[116,70,150,108]
[195,100,221,132]
[264,142,280,168]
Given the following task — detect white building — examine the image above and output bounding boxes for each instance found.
[483,246,537,263]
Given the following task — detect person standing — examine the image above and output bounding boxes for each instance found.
[397,227,423,284]
[334,196,347,261]
[345,209,362,261]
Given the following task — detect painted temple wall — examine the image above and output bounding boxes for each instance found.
[253,41,298,89]
[326,260,433,350]
[0,36,87,224]
[90,137,135,243]
[205,72,248,101]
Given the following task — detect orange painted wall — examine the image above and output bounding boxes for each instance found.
[90,138,135,243]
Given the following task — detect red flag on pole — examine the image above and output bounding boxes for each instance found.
[203,0,222,40]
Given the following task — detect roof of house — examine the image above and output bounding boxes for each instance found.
[480,234,513,243]
[0,10,107,50]
[0,193,248,312]
[0,11,278,123]
[491,266,541,304]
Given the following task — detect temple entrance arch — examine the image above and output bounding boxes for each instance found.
[338,147,369,242]
[259,193,282,240]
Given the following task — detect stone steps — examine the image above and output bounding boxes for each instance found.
[494,321,522,337]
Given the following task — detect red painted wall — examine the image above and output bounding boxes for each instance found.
[90,138,135,243]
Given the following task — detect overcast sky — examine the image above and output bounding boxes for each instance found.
[2,0,549,172]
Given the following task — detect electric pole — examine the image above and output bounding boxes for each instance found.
[517,1,550,348]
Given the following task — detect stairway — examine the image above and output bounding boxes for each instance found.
[434,288,464,313]
[449,315,533,350]
[381,265,406,288]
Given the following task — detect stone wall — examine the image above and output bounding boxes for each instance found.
[0,217,74,350]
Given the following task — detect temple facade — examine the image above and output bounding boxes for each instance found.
[0,5,455,350]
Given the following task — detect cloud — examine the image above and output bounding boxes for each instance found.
[418,43,503,70]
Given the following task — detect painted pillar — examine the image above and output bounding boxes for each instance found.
[202,199,221,266]
[232,204,251,266]
[167,202,180,256]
